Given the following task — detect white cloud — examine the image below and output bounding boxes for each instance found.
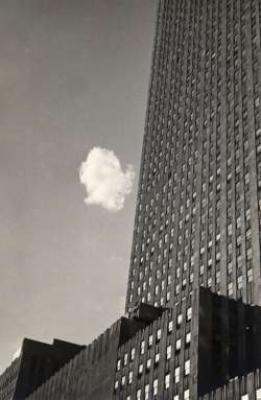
[79,147,135,212]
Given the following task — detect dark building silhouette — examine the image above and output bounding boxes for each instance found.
[197,288,261,396]
[112,288,261,400]
[0,338,84,400]
[199,369,261,400]
[12,289,261,400]
[1,0,261,398]
[26,306,165,400]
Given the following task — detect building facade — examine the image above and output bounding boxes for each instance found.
[26,306,165,400]
[113,288,261,400]
[126,0,261,313]
[1,0,261,398]
[18,288,261,400]
[0,338,84,400]
[199,370,261,400]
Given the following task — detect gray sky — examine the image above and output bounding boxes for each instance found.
[0,0,157,371]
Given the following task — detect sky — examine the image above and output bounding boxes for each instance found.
[0,0,157,371]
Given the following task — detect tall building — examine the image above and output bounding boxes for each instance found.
[1,0,261,399]
[126,0,261,313]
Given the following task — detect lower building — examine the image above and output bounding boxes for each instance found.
[200,370,261,400]
[198,289,261,396]
[26,305,165,400]
[113,288,261,399]
[0,358,21,400]
[1,288,260,399]
[0,338,85,400]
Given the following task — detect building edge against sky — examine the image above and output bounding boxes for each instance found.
[1,0,261,398]
[126,0,261,312]
[3,288,261,400]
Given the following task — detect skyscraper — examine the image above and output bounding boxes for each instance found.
[126,0,261,313]
[2,0,261,399]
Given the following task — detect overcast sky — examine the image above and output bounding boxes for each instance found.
[0,0,157,371]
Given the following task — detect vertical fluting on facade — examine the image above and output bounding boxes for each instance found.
[126,0,261,315]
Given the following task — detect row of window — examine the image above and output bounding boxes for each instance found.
[117,312,192,369]
[115,357,190,389]
[120,384,190,400]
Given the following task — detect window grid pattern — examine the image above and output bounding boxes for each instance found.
[126,0,261,314]
[113,304,192,400]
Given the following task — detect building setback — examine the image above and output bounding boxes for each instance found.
[113,288,261,399]
[26,306,165,400]
[1,0,261,398]
[12,288,261,400]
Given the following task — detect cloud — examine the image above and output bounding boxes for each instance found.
[79,147,135,212]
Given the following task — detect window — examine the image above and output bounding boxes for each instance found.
[241,395,249,400]
[146,358,152,370]
[184,389,190,400]
[177,314,183,326]
[228,282,233,296]
[247,248,252,260]
[247,269,253,282]
[138,363,143,375]
[155,353,160,364]
[124,353,128,365]
[137,389,141,400]
[256,388,261,399]
[185,360,190,375]
[131,348,135,360]
[148,334,153,347]
[168,320,174,332]
[175,367,180,383]
[117,359,121,371]
[141,340,145,354]
[121,376,126,386]
[156,328,162,341]
[165,373,170,389]
[176,339,181,351]
[174,396,179,400]
[237,275,243,289]
[145,384,150,400]
[187,307,192,321]
[153,379,158,395]
[186,332,191,345]
[128,371,133,384]
[114,380,119,390]
[166,345,172,360]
